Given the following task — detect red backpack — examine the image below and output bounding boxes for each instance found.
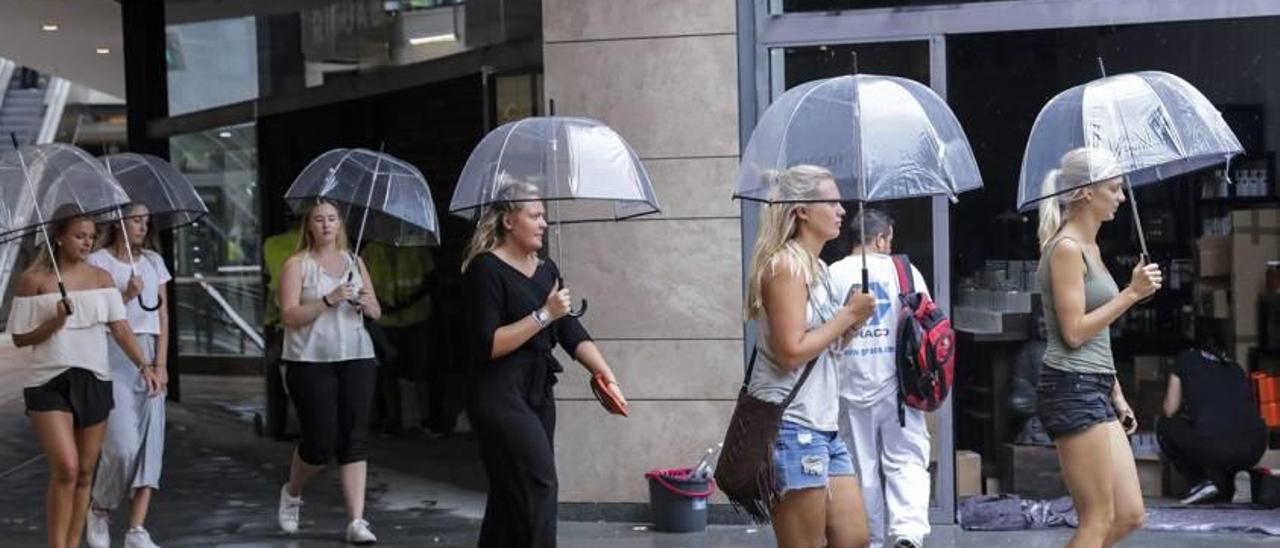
[891,255,956,425]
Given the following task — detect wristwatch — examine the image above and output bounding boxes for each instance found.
[532,307,551,329]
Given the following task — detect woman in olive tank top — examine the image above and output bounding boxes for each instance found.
[1034,148,1162,548]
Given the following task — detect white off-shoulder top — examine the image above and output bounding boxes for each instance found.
[6,288,127,387]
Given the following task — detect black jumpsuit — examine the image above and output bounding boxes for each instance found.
[463,252,590,548]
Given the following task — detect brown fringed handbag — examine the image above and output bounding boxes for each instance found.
[713,348,821,522]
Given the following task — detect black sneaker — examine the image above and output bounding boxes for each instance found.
[892,538,921,548]
[1180,480,1219,505]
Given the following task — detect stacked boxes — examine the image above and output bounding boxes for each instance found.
[1231,210,1280,361]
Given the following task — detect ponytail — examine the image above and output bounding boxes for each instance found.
[1037,147,1121,252]
[1037,170,1063,251]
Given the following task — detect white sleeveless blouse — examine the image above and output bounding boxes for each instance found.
[282,253,376,363]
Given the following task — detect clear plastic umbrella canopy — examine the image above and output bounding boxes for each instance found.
[0,143,130,244]
[737,74,983,204]
[102,152,208,231]
[284,148,440,247]
[1017,71,1243,211]
[449,116,660,223]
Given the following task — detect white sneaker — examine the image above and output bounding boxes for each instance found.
[345,518,377,544]
[277,484,303,533]
[86,506,110,548]
[124,526,161,548]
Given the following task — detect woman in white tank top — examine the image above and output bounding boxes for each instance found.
[274,199,382,545]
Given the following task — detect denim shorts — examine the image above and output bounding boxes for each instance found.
[1035,366,1118,441]
[773,420,856,494]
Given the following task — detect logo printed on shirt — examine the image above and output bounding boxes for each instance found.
[849,281,894,327]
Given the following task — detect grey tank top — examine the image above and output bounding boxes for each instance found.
[747,261,842,432]
[1038,236,1119,374]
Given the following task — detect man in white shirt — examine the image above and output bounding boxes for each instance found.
[829,209,931,548]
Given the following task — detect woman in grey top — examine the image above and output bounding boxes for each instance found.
[1034,148,1161,548]
[744,165,875,547]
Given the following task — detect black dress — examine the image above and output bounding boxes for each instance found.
[463,252,590,548]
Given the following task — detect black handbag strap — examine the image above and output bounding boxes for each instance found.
[741,345,822,407]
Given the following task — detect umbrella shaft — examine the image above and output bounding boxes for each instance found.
[1125,179,1149,258]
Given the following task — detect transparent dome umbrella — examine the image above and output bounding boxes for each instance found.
[1017,69,1243,259]
[449,115,660,317]
[0,141,131,313]
[284,148,441,250]
[102,152,210,311]
[736,74,983,292]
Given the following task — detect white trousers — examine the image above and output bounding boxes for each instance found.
[839,392,931,548]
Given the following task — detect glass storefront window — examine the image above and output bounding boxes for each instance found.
[163,0,543,112]
[166,17,260,116]
[169,123,263,358]
[781,0,1015,13]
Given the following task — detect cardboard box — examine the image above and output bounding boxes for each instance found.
[1135,454,1164,497]
[1258,449,1280,469]
[956,450,982,497]
[1232,209,1280,360]
[1135,380,1167,431]
[1198,235,1232,278]
[1002,443,1067,498]
[1133,355,1166,386]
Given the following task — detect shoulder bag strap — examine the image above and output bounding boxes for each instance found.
[780,354,822,408]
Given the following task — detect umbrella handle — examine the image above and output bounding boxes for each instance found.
[557,275,588,318]
[139,293,162,312]
[1135,253,1155,305]
[57,281,73,316]
[862,268,870,294]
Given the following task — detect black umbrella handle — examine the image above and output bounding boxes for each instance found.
[559,276,588,318]
[862,268,870,294]
[139,293,162,312]
[346,270,361,306]
[58,281,73,316]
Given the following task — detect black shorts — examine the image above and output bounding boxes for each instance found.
[1035,367,1117,441]
[24,368,114,428]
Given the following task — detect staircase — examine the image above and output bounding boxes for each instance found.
[0,74,48,149]
[0,60,70,331]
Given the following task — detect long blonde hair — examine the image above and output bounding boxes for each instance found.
[461,178,541,272]
[292,199,349,256]
[27,204,94,274]
[1037,147,1121,251]
[745,164,833,319]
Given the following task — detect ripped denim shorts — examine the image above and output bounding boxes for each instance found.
[773,420,856,494]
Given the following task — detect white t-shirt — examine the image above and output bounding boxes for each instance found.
[87,249,173,335]
[829,253,930,407]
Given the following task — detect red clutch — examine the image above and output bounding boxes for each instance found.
[590,375,629,416]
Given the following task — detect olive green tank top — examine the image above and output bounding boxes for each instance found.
[1038,235,1120,375]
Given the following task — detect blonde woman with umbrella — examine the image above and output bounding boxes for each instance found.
[9,206,159,548]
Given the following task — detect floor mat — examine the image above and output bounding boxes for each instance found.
[958,495,1280,536]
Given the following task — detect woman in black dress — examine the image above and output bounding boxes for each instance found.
[461,182,629,547]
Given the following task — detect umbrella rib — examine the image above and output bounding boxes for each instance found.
[773,78,841,176]
[489,118,530,211]
[16,149,64,284]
